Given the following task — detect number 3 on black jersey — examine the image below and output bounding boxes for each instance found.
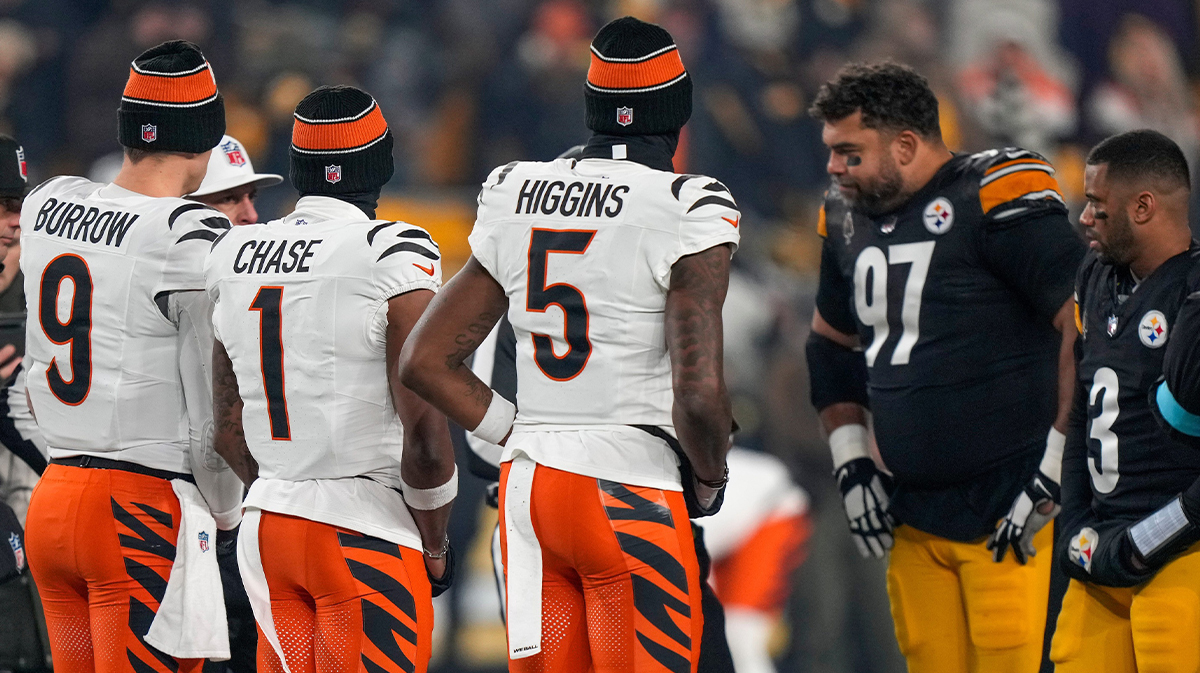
[527,228,595,381]
[39,254,93,405]
[250,286,291,440]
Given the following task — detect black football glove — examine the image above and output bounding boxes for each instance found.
[428,543,455,598]
[835,457,896,559]
[989,470,1061,564]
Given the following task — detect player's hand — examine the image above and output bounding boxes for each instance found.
[988,470,1061,564]
[834,457,896,558]
[0,343,21,381]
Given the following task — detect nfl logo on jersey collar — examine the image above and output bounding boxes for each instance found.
[923,197,954,234]
[1139,310,1168,348]
[1107,315,1119,337]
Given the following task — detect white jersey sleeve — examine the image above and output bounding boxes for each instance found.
[159,203,231,295]
[468,161,519,280]
[650,175,740,289]
[362,220,441,351]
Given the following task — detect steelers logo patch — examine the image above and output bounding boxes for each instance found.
[923,197,954,235]
[1069,527,1098,574]
[1139,310,1168,348]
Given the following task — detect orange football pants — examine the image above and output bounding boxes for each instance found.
[25,463,203,673]
[251,512,434,673]
[498,462,704,673]
[711,511,811,614]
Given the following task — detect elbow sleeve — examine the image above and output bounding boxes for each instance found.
[805,331,869,411]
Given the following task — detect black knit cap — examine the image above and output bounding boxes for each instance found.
[0,135,28,199]
[585,16,692,135]
[118,40,225,153]
[290,85,394,195]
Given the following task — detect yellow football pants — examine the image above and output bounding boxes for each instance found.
[1051,542,1200,673]
[886,524,1052,673]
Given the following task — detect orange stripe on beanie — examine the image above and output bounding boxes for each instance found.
[587,46,686,93]
[291,102,389,153]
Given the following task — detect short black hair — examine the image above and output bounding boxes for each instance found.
[1087,129,1191,191]
[809,61,941,139]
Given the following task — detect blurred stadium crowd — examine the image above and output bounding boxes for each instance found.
[0,0,1198,672]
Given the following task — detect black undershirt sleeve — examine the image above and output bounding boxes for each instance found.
[815,235,857,335]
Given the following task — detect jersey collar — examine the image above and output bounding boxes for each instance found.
[285,195,372,225]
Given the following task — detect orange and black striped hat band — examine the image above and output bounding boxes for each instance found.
[122,61,219,108]
[291,99,390,155]
[586,44,687,94]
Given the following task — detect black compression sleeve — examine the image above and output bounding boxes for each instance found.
[805,331,869,411]
[815,236,857,335]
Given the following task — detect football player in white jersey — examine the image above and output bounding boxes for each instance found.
[21,41,243,673]
[207,86,456,673]
[402,17,739,673]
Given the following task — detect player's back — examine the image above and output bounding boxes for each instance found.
[21,176,226,470]
[206,199,441,485]
[471,157,740,430]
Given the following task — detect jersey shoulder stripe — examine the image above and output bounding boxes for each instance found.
[969,148,1066,219]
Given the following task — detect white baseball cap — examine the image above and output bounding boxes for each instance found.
[189,135,283,197]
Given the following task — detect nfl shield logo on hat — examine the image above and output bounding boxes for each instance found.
[617,107,633,126]
[15,147,25,182]
[326,165,342,184]
[221,140,246,167]
[142,124,157,143]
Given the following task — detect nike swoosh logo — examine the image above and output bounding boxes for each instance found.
[413,263,435,276]
[722,215,740,228]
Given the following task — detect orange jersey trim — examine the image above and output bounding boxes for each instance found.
[1075,301,1083,334]
[979,170,1062,213]
[817,205,828,238]
[123,66,217,105]
[587,49,686,91]
[292,104,389,152]
[985,158,1052,175]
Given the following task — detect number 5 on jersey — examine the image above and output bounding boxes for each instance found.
[527,229,595,381]
[250,286,291,440]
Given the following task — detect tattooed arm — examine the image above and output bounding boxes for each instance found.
[213,339,258,486]
[386,289,458,577]
[665,244,734,481]
[399,256,508,432]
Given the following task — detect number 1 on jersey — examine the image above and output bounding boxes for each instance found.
[527,229,596,381]
[250,286,291,440]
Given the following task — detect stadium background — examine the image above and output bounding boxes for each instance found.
[0,0,1198,671]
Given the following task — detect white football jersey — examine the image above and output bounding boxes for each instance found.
[205,196,441,545]
[470,156,740,487]
[21,176,229,472]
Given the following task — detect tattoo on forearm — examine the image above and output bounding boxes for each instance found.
[669,247,728,392]
[444,304,506,404]
[213,346,257,484]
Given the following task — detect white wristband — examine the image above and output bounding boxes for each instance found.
[829,423,870,470]
[401,465,459,510]
[473,392,516,445]
[1039,428,1066,484]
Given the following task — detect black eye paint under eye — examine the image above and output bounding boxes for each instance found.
[846,156,863,167]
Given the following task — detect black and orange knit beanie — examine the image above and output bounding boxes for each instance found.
[290,86,394,195]
[585,17,692,136]
[118,40,225,153]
